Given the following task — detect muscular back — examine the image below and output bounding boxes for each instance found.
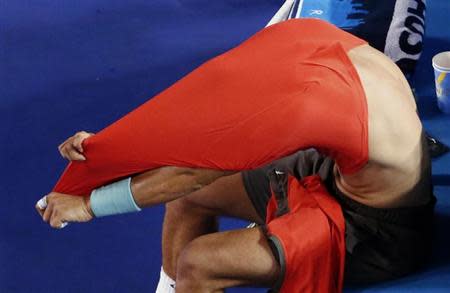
[335,45,430,208]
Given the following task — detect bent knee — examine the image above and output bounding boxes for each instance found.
[175,237,217,290]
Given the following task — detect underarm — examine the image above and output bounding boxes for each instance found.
[130,166,236,208]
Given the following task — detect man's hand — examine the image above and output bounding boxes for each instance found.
[35,192,94,229]
[58,131,94,161]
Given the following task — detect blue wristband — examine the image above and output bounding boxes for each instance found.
[90,177,141,217]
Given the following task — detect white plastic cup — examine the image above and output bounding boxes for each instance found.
[432,51,450,114]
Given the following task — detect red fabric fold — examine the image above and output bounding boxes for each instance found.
[266,175,346,293]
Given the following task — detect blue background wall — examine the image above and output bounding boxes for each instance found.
[1,0,449,292]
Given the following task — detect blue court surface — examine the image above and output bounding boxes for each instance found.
[1,0,449,292]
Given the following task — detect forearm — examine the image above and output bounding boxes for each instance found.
[130,166,235,208]
[38,167,232,227]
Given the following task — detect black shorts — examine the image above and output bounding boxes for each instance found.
[242,149,436,285]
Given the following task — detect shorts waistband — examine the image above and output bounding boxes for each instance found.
[329,180,436,227]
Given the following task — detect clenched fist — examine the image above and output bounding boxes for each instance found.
[36,192,94,229]
[58,131,94,161]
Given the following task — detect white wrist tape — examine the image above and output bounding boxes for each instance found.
[36,196,69,229]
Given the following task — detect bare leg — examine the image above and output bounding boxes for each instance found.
[176,227,280,292]
[162,173,264,279]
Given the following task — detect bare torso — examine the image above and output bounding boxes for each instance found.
[335,44,428,208]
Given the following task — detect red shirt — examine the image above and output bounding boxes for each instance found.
[54,19,368,196]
